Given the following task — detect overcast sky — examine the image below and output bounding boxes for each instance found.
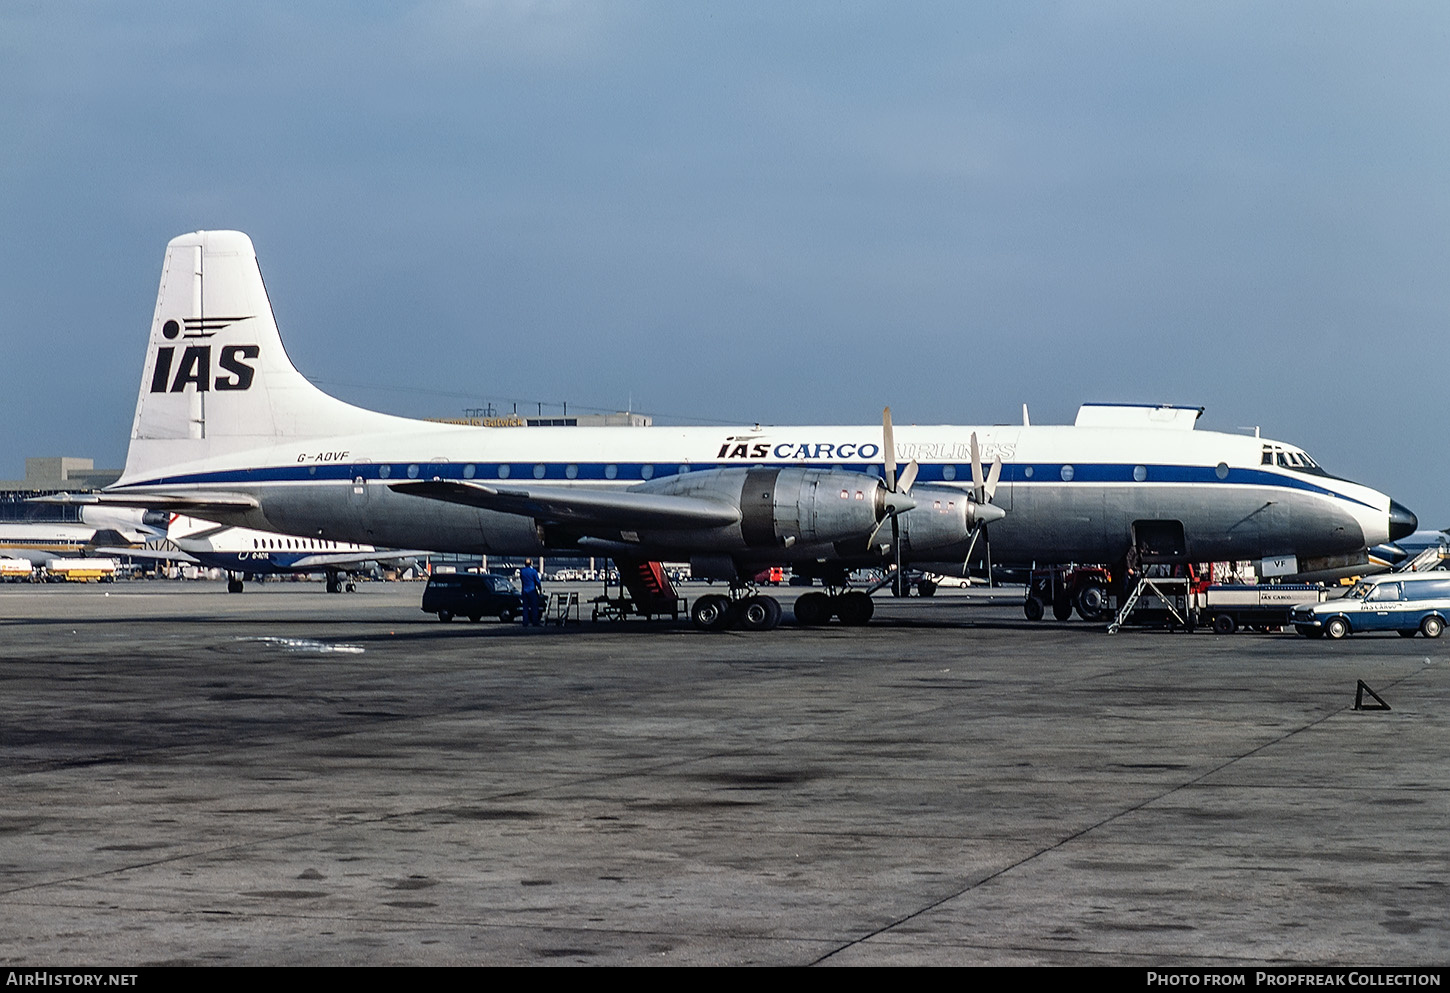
[3,1,1446,525]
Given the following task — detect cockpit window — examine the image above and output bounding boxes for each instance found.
[1262,444,1325,476]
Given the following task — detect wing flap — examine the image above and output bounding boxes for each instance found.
[389,480,740,530]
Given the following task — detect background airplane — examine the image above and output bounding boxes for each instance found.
[106,515,425,593]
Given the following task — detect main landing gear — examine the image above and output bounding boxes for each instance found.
[690,586,784,632]
[792,588,874,626]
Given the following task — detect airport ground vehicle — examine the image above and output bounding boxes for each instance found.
[1023,565,1113,621]
[0,558,35,582]
[1197,584,1326,634]
[1291,573,1450,639]
[421,572,523,623]
[44,558,117,582]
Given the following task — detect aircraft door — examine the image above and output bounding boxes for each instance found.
[1132,520,1187,563]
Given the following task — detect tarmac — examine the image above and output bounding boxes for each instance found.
[1,580,1446,966]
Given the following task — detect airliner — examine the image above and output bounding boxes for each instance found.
[155,515,424,593]
[47,231,1416,630]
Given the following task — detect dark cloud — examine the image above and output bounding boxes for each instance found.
[2,1,1445,523]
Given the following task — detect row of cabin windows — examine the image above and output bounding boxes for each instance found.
[251,537,356,550]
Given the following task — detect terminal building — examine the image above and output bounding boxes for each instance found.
[0,458,121,523]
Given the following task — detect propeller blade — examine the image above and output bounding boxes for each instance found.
[960,527,982,575]
[970,432,985,503]
[882,407,897,491]
[891,512,907,596]
[984,456,1002,502]
[866,514,889,550]
[897,459,919,495]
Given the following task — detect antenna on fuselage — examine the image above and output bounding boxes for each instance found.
[1022,404,1030,426]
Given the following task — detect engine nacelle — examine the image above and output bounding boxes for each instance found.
[893,483,979,557]
[637,467,979,555]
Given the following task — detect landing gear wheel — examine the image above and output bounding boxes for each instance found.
[345,582,356,593]
[437,611,453,623]
[1325,616,1350,640]
[1398,629,1419,638]
[794,592,832,626]
[917,579,938,598]
[1052,597,1073,621]
[836,591,874,626]
[691,594,732,631]
[227,578,243,594]
[1212,614,1237,635]
[468,614,481,623]
[1024,596,1044,622]
[1421,616,1444,639]
[499,609,515,623]
[740,595,782,631]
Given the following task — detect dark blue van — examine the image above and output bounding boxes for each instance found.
[422,572,523,623]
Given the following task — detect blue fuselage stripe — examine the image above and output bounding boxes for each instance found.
[116,462,1378,510]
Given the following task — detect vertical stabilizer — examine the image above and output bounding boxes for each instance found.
[123,231,401,481]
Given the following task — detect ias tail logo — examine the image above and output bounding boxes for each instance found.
[148,316,259,393]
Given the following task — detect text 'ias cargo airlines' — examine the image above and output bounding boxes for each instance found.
[50,231,1416,631]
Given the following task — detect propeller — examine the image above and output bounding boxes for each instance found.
[866,408,919,595]
[966,431,1005,585]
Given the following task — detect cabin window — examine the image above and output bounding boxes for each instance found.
[942,465,956,481]
[604,464,618,479]
[1133,465,1147,482]
[463,464,476,478]
[1060,465,1075,482]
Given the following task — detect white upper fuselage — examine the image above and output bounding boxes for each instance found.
[111,414,1396,567]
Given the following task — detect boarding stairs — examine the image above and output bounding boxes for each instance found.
[1106,575,1193,635]
[591,556,687,621]
[1393,544,1450,573]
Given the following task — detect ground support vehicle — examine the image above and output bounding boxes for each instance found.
[1,558,35,582]
[1023,565,1114,621]
[591,560,687,623]
[1106,575,1197,634]
[1198,584,1325,634]
[1292,573,1450,639]
[421,572,523,623]
[44,558,117,583]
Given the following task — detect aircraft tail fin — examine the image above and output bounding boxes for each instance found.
[123,231,402,483]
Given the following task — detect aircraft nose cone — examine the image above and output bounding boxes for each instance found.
[1388,500,1418,542]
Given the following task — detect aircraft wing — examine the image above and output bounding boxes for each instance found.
[95,545,201,564]
[33,492,260,515]
[288,550,429,570]
[389,480,740,530]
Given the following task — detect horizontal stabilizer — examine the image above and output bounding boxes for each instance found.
[390,479,741,530]
[32,491,260,515]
